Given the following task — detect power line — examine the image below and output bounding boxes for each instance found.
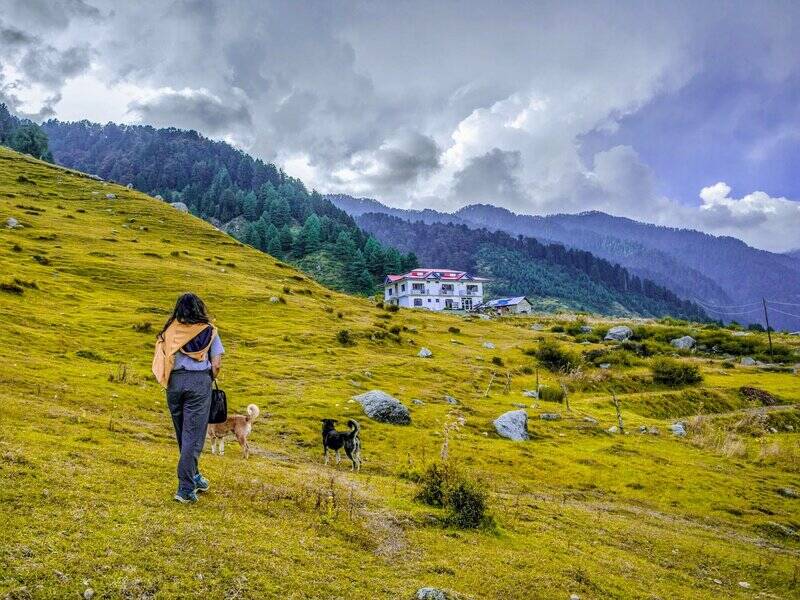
[766,307,800,320]
[694,303,762,316]
[766,300,800,307]
[692,298,762,310]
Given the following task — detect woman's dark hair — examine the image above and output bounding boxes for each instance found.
[158,292,210,339]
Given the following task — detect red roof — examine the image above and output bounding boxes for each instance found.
[385,268,489,282]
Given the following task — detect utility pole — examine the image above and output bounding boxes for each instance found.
[762,298,774,362]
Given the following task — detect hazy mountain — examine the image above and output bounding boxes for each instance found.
[327,194,800,329]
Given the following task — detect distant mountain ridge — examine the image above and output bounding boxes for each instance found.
[327,194,800,330]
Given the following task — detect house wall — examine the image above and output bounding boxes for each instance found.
[384,278,484,310]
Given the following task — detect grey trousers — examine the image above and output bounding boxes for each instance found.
[166,370,212,493]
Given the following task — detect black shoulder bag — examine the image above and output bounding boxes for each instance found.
[208,378,228,424]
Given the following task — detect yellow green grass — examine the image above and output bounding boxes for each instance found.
[1,147,798,599]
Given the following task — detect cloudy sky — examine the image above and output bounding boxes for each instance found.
[1,0,799,251]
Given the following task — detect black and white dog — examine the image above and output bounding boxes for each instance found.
[321,419,361,471]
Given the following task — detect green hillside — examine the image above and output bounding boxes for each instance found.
[1,147,798,599]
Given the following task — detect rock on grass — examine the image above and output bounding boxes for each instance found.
[352,390,411,425]
[494,409,528,440]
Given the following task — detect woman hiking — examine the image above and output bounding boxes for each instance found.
[152,293,224,503]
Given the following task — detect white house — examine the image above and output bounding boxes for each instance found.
[478,296,533,314]
[384,268,488,311]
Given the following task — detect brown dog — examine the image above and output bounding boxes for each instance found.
[207,404,260,459]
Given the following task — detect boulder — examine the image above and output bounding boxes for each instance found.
[522,389,538,398]
[269,296,279,303]
[582,416,599,425]
[170,202,189,213]
[414,589,458,600]
[443,395,459,405]
[579,325,593,334]
[732,331,752,337]
[599,363,611,369]
[412,399,425,405]
[670,335,696,350]
[5,217,21,229]
[482,341,496,349]
[154,194,163,201]
[126,183,133,189]
[539,412,561,421]
[604,325,633,341]
[607,425,619,434]
[105,193,116,199]
[353,390,411,425]
[670,422,687,437]
[741,356,757,366]
[493,409,528,441]
[777,487,798,499]
[418,347,432,358]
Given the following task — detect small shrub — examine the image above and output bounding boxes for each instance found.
[531,340,581,372]
[0,282,24,295]
[16,175,36,185]
[283,286,291,294]
[491,356,504,366]
[386,304,399,313]
[76,349,106,362]
[324,306,334,313]
[446,477,491,529]
[13,279,38,289]
[448,326,461,334]
[170,250,181,257]
[375,301,384,309]
[132,321,153,334]
[521,365,533,375]
[389,325,402,335]
[650,357,703,386]
[32,255,51,265]
[336,329,353,346]
[538,385,565,403]
[550,325,565,333]
[11,243,22,252]
[416,462,492,529]
[337,311,343,319]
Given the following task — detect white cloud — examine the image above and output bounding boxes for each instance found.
[692,182,800,249]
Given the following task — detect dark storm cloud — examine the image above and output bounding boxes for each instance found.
[452,148,525,206]
[128,88,253,136]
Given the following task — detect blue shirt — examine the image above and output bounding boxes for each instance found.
[173,334,224,371]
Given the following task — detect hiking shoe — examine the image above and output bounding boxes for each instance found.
[193,473,210,493]
[174,490,198,504]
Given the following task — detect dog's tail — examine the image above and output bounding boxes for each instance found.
[346,419,360,439]
[246,404,260,422]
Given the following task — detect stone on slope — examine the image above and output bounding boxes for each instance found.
[353,390,411,425]
[414,588,458,600]
[494,409,528,441]
[170,202,189,213]
[670,335,695,350]
[105,193,116,199]
[482,341,495,349]
[539,413,561,421]
[670,422,687,437]
[604,325,633,341]
[418,347,432,358]
[741,356,757,366]
[579,325,593,333]
[5,217,21,229]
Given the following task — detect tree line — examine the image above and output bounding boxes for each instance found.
[41,119,417,294]
[0,104,52,162]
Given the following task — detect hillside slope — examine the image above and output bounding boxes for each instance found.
[1,148,799,599]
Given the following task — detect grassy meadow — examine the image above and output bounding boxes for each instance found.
[0,147,799,599]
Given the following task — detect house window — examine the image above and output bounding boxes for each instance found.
[414,298,422,307]
[387,288,393,296]
[412,283,425,292]
[427,299,431,303]
[435,299,439,303]
[466,284,478,294]
[401,283,406,291]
